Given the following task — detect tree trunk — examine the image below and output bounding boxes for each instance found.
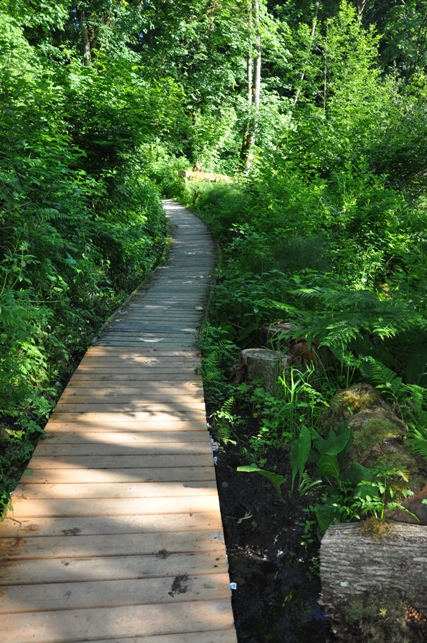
[240,0,261,172]
[357,0,369,22]
[293,2,319,107]
[77,6,91,67]
[320,522,427,640]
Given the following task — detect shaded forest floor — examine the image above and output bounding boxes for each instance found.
[209,413,334,642]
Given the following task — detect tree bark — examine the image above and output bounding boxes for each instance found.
[293,2,319,107]
[240,0,261,172]
[77,6,91,67]
[237,348,291,392]
[321,522,427,616]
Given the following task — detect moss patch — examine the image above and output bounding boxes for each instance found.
[329,589,427,642]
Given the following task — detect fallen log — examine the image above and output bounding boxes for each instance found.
[320,522,427,640]
[178,170,232,182]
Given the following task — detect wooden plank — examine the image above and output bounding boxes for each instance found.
[74,364,198,371]
[85,347,199,354]
[18,467,215,485]
[51,416,206,424]
[0,530,225,559]
[70,632,237,643]
[41,430,210,444]
[13,480,218,500]
[45,417,207,431]
[0,573,231,613]
[52,402,205,413]
[78,355,199,364]
[107,324,197,331]
[0,551,227,585]
[27,454,213,469]
[0,512,222,538]
[8,496,221,518]
[0,600,235,643]
[32,442,211,457]
[52,406,206,417]
[60,386,203,397]
[95,343,198,348]
[44,419,208,432]
[68,373,201,383]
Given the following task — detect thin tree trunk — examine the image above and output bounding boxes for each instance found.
[357,0,369,22]
[293,2,319,107]
[77,6,91,66]
[247,49,253,106]
[240,0,261,173]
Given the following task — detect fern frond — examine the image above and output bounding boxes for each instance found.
[407,429,427,463]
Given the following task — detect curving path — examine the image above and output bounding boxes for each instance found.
[0,200,237,643]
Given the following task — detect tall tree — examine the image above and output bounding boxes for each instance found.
[241,0,262,171]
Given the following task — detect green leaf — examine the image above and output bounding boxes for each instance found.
[324,425,351,456]
[290,425,311,491]
[237,465,285,501]
[318,453,340,481]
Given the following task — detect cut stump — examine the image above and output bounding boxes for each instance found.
[237,348,291,392]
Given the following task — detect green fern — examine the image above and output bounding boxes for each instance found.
[211,397,238,445]
[265,286,426,350]
[406,428,427,462]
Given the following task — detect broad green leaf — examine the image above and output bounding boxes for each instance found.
[319,453,340,481]
[237,465,285,501]
[290,425,312,491]
[324,426,351,456]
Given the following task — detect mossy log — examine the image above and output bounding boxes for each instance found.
[320,522,427,638]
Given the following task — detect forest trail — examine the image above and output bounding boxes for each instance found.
[0,201,237,643]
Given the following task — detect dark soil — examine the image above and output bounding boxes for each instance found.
[211,436,335,642]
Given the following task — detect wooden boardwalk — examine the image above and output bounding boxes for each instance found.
[0,201,237,643]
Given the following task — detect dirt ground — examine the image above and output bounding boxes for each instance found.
[212,437,334,642]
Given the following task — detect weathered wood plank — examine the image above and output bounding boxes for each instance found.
[73,631,237,643]
[45,419,207,432]
[28,454,213,469]
[41,430,210,444]
[0,600,235,643]
[49,411,207,423]
[0,530,225,559]
[18,467,215,485]
[13,480,218,500]
[60,386,203,397]
[0,511,222,538]
[0,551,227,585]
[68,373,201,383]
[0,573,231,613]
[52,402,205,413]
[32,442,211,457]
[8,496,221,518]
